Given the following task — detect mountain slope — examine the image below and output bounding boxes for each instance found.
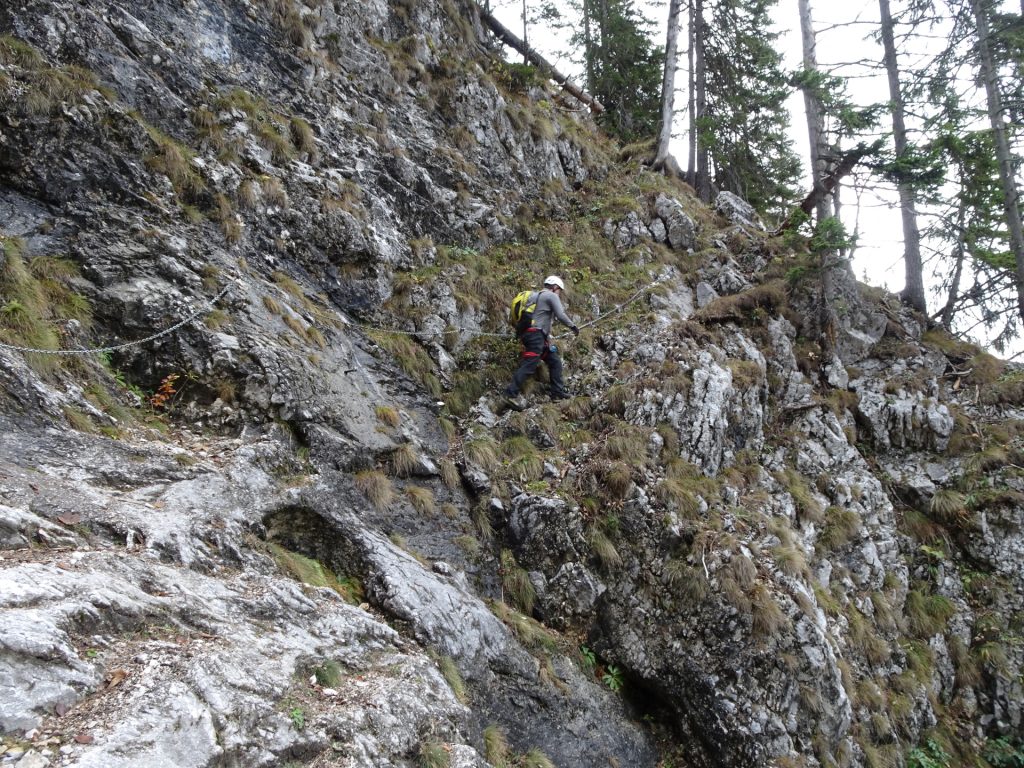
[1,1,1022,767]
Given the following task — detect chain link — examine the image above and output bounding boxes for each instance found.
[0,286,231,357]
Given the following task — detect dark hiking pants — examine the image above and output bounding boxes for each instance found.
[505,329,566,398]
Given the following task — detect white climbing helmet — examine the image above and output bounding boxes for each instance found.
[543,275,566,292]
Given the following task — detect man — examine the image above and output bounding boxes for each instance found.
[503,275,580,411]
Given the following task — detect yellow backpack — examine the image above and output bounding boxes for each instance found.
[508,290,539,334]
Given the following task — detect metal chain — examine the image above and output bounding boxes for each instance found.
[0,286,231,356]
[361,277,664,341]
[0,276,662,356]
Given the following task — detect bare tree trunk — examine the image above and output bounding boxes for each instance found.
[798,0,830,225]
[879,0,927,313]
[521,0,528,64]
[972,0,1024,320]
[652,0,684,175]
[694,0,711,201]
[686,0,697,186]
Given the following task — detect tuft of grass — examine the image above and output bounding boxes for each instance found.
[472,502,494,541]
[483,725,511,768]
[418,740,450,768]
[375,404,401,427]
[465,436,500,473]
[266,542,363,603]
[816,505,861,554]
[490,600,559,653]
[263,176,288,207]
[263,295,283,315]
[664,559,708,605]
[521,748,555,768]
[904,589,955,638]
[777,469,824,523]
[354,470,394,511]
[603,461,633,500]
[390,443,420,477]
[406,485,436,515]
[63,405,97,434]
[501,435,544,482]
[770,544,811,581]
[144,125,205,197]
[237,178,261,209]
[587,525,622,570]
[289,116,317,157]
[439,458,459,489]
[500,549,536,615]
[929,488,967,524]
[438,656,467,704]
[750,583,788,637]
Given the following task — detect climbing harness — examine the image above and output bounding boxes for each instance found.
[0,285,231,357]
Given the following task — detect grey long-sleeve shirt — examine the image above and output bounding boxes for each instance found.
[530,289,575,336]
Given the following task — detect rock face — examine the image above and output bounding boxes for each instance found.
[2,0,1024,767]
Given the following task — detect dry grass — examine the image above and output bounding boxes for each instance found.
[692,280,787,324]
[375,405,401,427]
[406,486,436,515]
[482,725,511,768]
[390,443,420,477]
[354,470,394,510]
[439,458,459,489]
[587,525,622,570]
[500,549,535,614]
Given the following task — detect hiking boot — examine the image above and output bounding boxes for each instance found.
[549,392,571,401]
[503,394,528,411]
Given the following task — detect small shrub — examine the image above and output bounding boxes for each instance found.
[313,660,343,687]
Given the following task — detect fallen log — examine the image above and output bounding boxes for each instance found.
[475,4,605,115]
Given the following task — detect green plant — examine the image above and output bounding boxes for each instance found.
[602,664,624,692]
[313,660,343,687]
[418,740,450,768]
[907,738,951,768]
[288,705,305,731]
[983,737,1024,767]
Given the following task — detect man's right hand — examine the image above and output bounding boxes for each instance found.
[571,325,580,337]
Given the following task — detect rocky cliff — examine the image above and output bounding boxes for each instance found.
[1,1,1022,767]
